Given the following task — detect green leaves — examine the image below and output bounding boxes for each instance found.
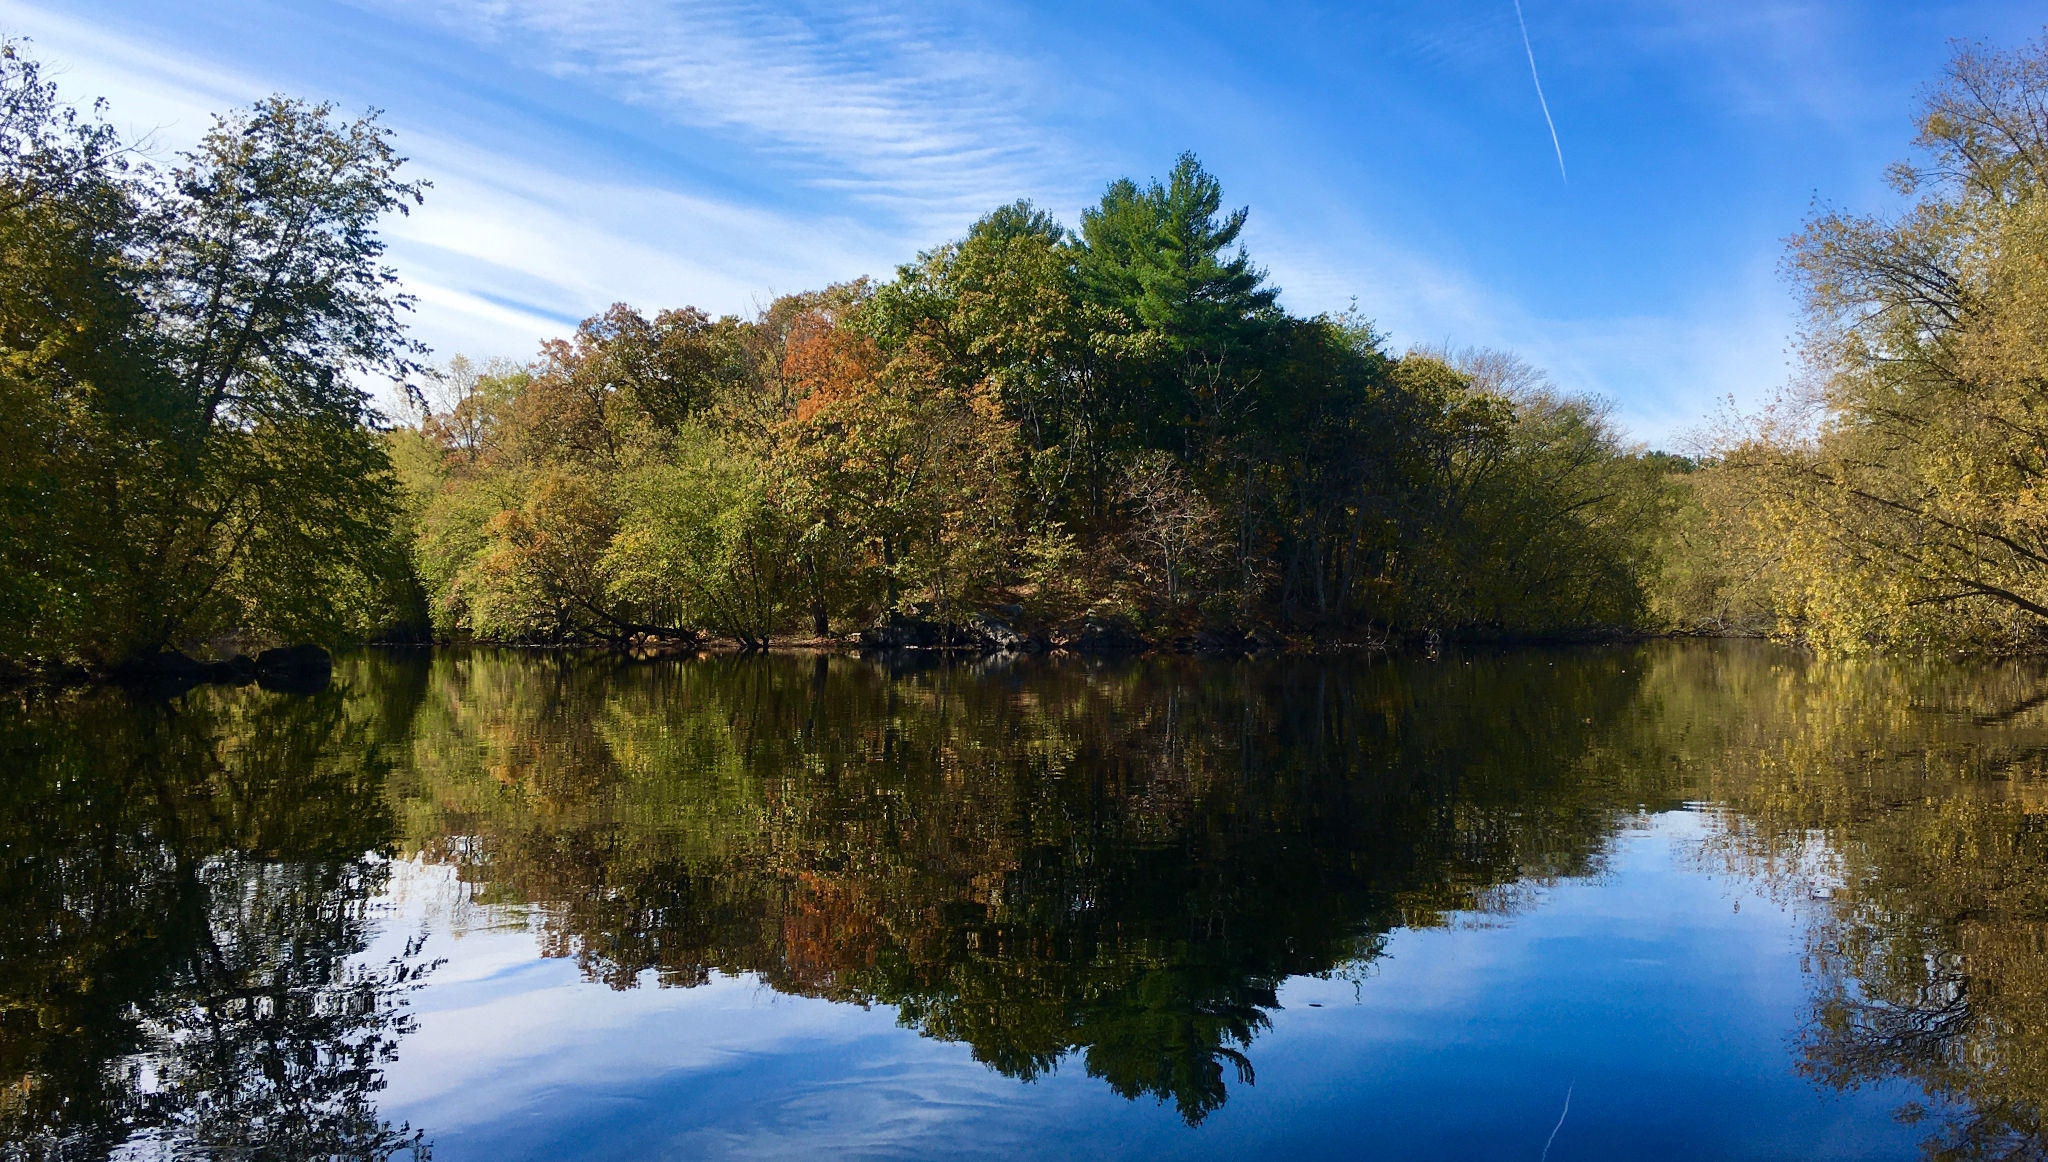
[1078,152,1278,350]
[157,96,426,432]
[399,149,1665,646]
[0,48,432,669]
[609,426,792,648]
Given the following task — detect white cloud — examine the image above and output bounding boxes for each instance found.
[385,128,903,353]
[348,0,1098,232]
[0,0,255,146]
[0,0,910,376]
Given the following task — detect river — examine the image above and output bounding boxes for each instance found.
[6,641,2045,1160]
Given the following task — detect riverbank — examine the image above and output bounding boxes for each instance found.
[1,621,1723,695]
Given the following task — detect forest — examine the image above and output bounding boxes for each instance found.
[9,33,2048,672]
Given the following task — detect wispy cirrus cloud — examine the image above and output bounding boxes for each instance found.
[384,128,902,342]
[350,0,1098,230]
[13,0,1989,446]
[0,0,914,370]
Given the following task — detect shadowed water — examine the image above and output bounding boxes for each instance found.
[7,642,2048,1159]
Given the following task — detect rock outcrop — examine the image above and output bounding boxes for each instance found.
[1067,615,1148,654]
[860,609,1048,654]
[114,644,331,693]
[254,644,333,692]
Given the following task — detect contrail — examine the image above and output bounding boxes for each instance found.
[1540,1082,1574,1162]
[1512,0,1567,183]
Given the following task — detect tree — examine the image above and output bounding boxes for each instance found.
[1116,451,1221,607]
[128,97,426,656]
[0,39,154,668]
[1417,348,1666,631]
[391,153,1670,649]
[1698,34,2048,652]
[867,202,1110,532]
[608,424,792,649]
[1077,152,1282,460]
[776,322,1023,619]
[0,46,429,670]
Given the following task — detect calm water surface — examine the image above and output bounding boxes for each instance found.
[7,642,2048,1160]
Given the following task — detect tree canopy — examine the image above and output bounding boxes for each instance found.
[0,40,423,673]
[1668,33,2048,654]
[392,157,1667,651]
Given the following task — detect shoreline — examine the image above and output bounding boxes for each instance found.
[0,629,1772,695]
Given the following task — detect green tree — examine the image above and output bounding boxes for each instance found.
[392,151,1672,648]
[1077,152,1282,458]
[0,44,428,671]
[608,423,792,648]
[127,97,426,658]
[0,40,154,668]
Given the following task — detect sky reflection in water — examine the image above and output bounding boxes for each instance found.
[7,642,2045,1160]
[371,817,1915,1161]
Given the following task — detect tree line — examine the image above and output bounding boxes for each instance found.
[14,32,2048,668]
[386,159,1672,651]
[0,35,1672,672]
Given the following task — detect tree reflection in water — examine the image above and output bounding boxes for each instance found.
[385,648,1672,1123]
[11,643,2048,1154]
[1662,652,2048,1162]
[0,678,435,1160]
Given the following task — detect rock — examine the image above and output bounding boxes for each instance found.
[860,614,942,651]
[1072,615,1148,654]
[1173,627,1250,655]
[255,644,332,692]
[862,610,1049,654]
[969,612,1032,653]
[117,649,210,687]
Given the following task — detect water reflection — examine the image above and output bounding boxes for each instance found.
[7,644,2048,1157]
[0,682,434,1160]
[385,650,1679,1125]
[1667,656,2048,1162]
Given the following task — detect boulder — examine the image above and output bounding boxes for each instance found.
[969,612,1033,653]
[862,610,1049,654]
[255,644,332,692]
[860,614,943,651]
[1071,615,1148,654]
[116,649,210,687]
[1173,627,1251,655]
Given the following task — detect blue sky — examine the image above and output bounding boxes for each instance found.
[6,1,2041,443]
